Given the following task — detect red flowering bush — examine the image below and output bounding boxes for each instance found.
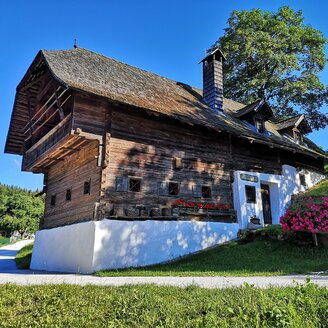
[172,199,230,210]
[280,196,328,235]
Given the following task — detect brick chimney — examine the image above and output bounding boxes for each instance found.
[199,48,225,112]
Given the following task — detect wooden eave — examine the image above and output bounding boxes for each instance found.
[5,51,68,155]
[75,88,326,161]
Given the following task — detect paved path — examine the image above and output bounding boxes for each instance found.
[0,272,327,288]
[0,240,33,273]
[0,240,327,288]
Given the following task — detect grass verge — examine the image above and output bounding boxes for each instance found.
[0,283,327,327]
[302,178,328,197]
[15,243,33,269]
[96,239,328,277]
[0,236,10,247]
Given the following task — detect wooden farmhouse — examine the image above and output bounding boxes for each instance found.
[5,47,326,273]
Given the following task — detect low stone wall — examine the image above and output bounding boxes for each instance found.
[31,219,239,274]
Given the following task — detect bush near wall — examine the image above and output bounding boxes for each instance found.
[238,225,284,243]
[280,196,328,246]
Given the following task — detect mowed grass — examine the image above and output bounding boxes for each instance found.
[0,283,327,327]
[0,237,10,247]
[15,244,33,269]
[96,240,328,277]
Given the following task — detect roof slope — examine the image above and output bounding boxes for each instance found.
[5,47,325,159]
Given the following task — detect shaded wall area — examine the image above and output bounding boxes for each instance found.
[43,141,101,228]
[103,109,234,212]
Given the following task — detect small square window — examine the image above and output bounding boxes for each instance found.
[245,186,256,203]
[201,186,212,199]
[50,195,56,207]
[300,174,306,187]
[168,182,179,196]
[173,157,183,170]
[129,178,141,192]
[84,180,91,195]
[66,188,72,201]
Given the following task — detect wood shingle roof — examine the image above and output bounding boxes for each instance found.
[5,47,325,159]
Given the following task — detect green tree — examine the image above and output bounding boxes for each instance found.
[0,184,44,236]
[213,6,328,129]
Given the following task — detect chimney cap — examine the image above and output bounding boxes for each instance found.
[199,47,226,64]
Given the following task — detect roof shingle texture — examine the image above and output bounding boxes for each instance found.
[40,48,321,157]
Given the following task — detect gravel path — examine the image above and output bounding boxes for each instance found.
[0,240,327,288]
[0,272,327,288]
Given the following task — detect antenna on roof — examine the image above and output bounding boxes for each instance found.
[73,38,78,48]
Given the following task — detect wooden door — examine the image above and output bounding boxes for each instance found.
[261,184,272,225]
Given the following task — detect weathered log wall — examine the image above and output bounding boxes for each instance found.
[103,108,234,209]
[41,95,324,228]
[43,140,101,228]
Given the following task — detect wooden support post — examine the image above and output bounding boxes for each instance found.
[54,87,65,120]
[26,90,35,144]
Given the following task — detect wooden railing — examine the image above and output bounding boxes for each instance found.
[23,115,71,169]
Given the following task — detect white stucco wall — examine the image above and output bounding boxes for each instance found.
[31,219,239,274]
[233,165,326,229]
[31,221,96,273]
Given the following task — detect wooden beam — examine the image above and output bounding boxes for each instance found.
[54,87,65,120]
[20,72,45,92]
[26,90,35,144]
[24,93,71,140]
[60,146,81,152]
[23,86,62,131]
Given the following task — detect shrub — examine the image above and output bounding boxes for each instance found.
[280,196,328,246]
[254,225,284,238]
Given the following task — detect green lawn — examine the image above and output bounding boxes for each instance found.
[0,283,327,327]
[303,178,328,197]
[0,236,10,247]
[96,239,328,277]
[15,244,33,269]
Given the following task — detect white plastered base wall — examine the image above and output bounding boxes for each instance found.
[31,220,239,274]
[233,164,325,229]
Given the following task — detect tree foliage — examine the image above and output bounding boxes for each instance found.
[213,6,328,129]
[0,184,44,236]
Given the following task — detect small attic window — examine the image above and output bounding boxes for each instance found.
[293,130,302,144]
[255,119,265,133]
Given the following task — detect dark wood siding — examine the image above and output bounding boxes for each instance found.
[103,109,233,208]
[43,140,101,228]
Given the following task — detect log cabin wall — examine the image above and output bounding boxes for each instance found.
[279,149,324,172]
[231,138,282,175]
[42,94,110,229]
[72,93,109,136]
[43,140,101,228]
[103,108,234,211]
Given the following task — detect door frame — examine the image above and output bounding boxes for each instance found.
[260,183,272,225]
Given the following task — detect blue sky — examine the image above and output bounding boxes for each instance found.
[1,0,327,190]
